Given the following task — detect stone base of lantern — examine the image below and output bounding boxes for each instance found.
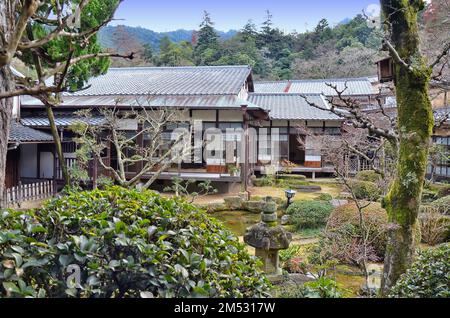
[255,249,282,276]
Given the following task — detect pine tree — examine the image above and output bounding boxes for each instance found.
[194,11,220,65]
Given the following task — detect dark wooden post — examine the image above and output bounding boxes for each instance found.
[92,156,98,189]
[241,105,249,197]
[52,147,57,194]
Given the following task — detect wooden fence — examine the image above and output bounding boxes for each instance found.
[1,180,55,208]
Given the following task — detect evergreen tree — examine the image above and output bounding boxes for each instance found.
[241,20,258,42]
[194,11,220,65]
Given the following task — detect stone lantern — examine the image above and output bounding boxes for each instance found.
[244,197,292,277]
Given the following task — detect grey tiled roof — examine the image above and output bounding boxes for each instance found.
[21,115,105,128]
[9,121,54,143]
[289,78,374,96]
[63,66,252,97]
[254,78,375,96]
[254,81,289,93]
[434,107,450,123]
[21,95,260,110]
[248,93,343,121]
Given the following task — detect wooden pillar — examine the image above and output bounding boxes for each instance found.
[136,123,144,177]
[241,105,249,196]
[92,156,98,189]
[52,146,57,194]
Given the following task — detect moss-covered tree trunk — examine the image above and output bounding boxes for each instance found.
[0,1,14,200]
[380,0,434,295]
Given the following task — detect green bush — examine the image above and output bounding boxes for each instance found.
[316,193,333,202]
[277,174,307,181]
[0,187,270,298]
[348,180,382,201]
[355,170,381,183]
[430,196,450,215]
[286,201,334,230]
[390,244,450,298]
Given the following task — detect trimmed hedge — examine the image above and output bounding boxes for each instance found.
[0,187,270,298]
[348,180,382,202]
[286,200,334,230]
[355,170,381,183]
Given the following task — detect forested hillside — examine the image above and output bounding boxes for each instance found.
[99,4,444,81]
[99,11,382,79]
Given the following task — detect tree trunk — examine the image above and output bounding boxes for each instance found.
[380,0,434,296]
[0,1,14,201]
[45,103,70,186]
[0,68,13,201]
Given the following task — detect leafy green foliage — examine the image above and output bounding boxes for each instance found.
[28,0,119,90]
[390,244,450,298]
[0,187,270,298]
[355,171,382,183]
[286,201,334,230]
[348,180,382,202]
[100,13,381,79]
[316,194,333,202]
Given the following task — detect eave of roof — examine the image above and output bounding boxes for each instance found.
[9,121,54,143]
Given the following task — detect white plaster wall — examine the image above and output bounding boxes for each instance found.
[325,120,342,127]
[40,152,54,179]
[272,120,288,127]
[219,110,242,122]
[307,121,324,128]
[192,110,216,122]
[20,144,38,178]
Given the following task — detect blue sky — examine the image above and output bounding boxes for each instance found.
[112,0,380,32]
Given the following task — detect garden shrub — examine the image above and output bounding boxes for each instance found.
[286,201,334,230]
[430,195,450,215]
[0,187,270,298]
[390,244,450,298]
[355,170,381,183]
[311,203,389,267]
[419,211,450,245]
[278,278,347,298]
[316,193,333,202]
[277,174,307,181]
[348,180,382,201]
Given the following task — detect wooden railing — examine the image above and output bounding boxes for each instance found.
[1,180,55,208]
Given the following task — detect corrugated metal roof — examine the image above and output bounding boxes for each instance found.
[21,115,105,128]
[248,93,343,121]
[254,78,374,96]
[61,65,252,97]
[21,94,261,110]
[9,121,54,143]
